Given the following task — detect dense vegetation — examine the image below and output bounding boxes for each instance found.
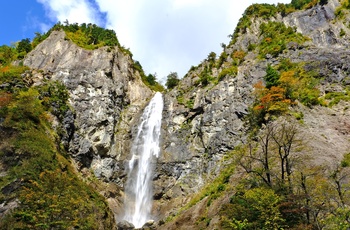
[33,20,121,51]
[213,118,350,229]
[249,59,320,130]
[132,61,165,92]
[231,0,326,44]
[258,21,309,58]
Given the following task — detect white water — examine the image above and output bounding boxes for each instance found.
[123,92,164,228]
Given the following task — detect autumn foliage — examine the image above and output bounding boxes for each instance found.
[249,61,320,129]
[251,80,293,126]
[0,92,12,107]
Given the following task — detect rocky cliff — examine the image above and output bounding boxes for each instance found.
[21,30,154,220]
[24,30,153,181]
[152,0,350,227]
[2,0,350,229]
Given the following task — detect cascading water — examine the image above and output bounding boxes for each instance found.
[123,92,164,228]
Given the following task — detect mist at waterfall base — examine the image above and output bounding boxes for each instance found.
[123,92,164,228]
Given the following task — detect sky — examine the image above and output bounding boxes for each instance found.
[1,0,291,82]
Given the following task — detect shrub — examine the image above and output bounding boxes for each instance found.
[133,61,164,92]
[4,88,44,129]
[38,81,70,120]
[198,72,213,87]
[217,51,228,68]
[324,89,350,106]
[218,66,238,81]
[258,22,308,58]
[290,0,313,9]
[340,28,346,37]
[248,61,320,128]
[0,65,29,88]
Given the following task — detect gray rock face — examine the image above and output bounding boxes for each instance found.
[283,0,344,47]
[151,0,350,220]
[152,57,265,219]
[24,30,153,182]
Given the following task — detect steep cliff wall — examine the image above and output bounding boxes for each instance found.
[24,30,153,183]
[154,0,350,225]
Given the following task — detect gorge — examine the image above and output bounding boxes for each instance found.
[1,0,350,229]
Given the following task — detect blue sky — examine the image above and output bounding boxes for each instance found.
[1,1,48,45]
[1,0,291,82]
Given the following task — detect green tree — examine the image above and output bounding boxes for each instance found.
[244,187,284,228]
[264,64,280,89]
[146,73,157,86]
[165,72,180,90]
[207,52,216,66]
[17,38,32,54]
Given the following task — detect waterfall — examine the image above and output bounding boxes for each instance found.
[123,92,164,228]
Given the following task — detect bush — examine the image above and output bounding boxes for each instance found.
[4,88,44,129]
[258,22,308,58]
[220,187,284,229]
[249,61,320,128]
[324,89,350,106]
[290,0,313,9]
[38,81,70,120]
[218,66,238,81]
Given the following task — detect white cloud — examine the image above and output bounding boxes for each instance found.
[37,0,102,25]
[37,0,292,81]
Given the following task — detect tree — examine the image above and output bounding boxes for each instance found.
[146,73,157,86]
[223,187,285,229]
[264,64,280,88]
[165,72,180,90]
[17,38,32,59]
[271,120,303,192]
[237,119,303,190]
[207,52,216,63]
[244,187,284,228]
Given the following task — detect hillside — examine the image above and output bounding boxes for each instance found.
[1,0,350,229]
